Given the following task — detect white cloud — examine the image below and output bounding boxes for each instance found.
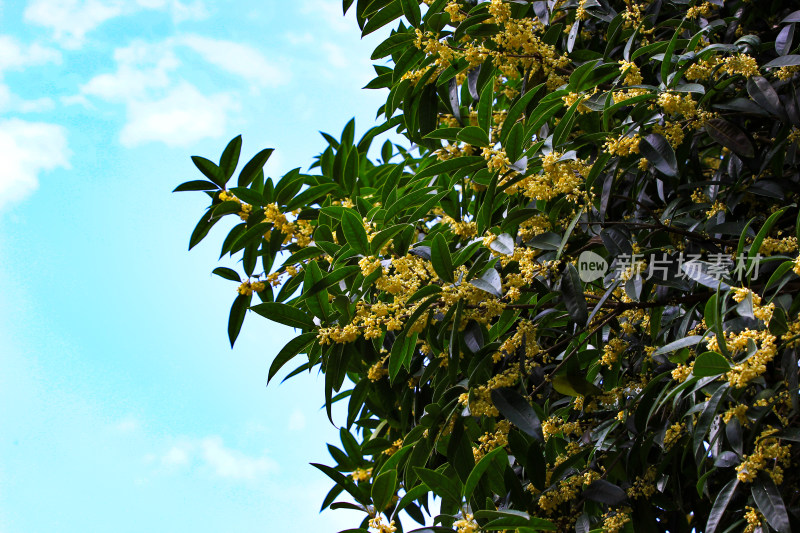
[180,35,289,88]
[76,36,288,147]
[119,81,236,147]
[24,0,125,48]
[81,40,178,101]
[24,0,207,47]
[0,83,55,113]
[0,119,70,209]
[156,436,275,480]
[0,35,62,72]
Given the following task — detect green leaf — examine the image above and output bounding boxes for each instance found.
[704,119,755,158]
[212,267,241,282]
[250,302,315,330]
[268,332,316,383]
[640,133,678,177]
[662,24,682,86]
[752,476,791,533]
[371,469,397,511]
[490,388,542,440]
[652,335,703,356]
[174,180,219,192]
[457,126,490,147]
[414,156,485,179]
[400,0,420,27]
[413,467,461,503]
[582,480,628,506]
[470,267,502,297]
[311,463,368,505]
[362,1,403,36]
[191,155,222,186]
[189,210,220,250]
[551,374,602,398]
[763,54,800,68]
[692,352,730,377]
[463,446,507,500]
[238,147,274,187]
[371,224,410,255]
[341,208,370,256]
[431,233,454,283]
[560,263,588,327]
[705,479,738,533]
[219,135,242,183]
[228,294,251,347]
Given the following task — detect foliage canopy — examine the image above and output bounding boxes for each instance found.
[177,1,800,531]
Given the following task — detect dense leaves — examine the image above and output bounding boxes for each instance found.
[179,1,800,532]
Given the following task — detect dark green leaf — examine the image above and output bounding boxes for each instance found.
[268,332,317,382]
[560,263,588,326]
[250,302,315,330]
[431,233,454,283]
[371,469,397,511]
[693,352,731,377]
[582,480,627,505]
[752,477,791,533]
[238,148,274,187]
[342,209,370,256]
[228,294,250,347]
[174,180,219,192]
[490,388,543,440]
[640,133,678,177]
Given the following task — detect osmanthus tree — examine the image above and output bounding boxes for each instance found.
[176,0,800,532]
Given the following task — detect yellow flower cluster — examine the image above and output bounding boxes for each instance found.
[562,92,592,114]
[603,509,632,533]
[541,416,582,441]
[368,517,396,533]
[619,59,643,85]
[685,1,713,19]
[453,514,479,533]
[441,214,478,239]
[664,421,685,450]
[759,236,798,255]
[537,471,599,513]
[383,438,403,456]
[626,467,657,500]
[671,363,693,382]
[731,288,774,323]
[518,214,551,240]
[367,356,389,382]
[736,427,792,484]
[236,280,266,296]
[775,65,800,81]
[743,506,763,533]
[219,190,253,221]
[263,203,314,246]
[604,134,640,157]
[686,56,721,81]
[351,467,372,482]
[658,92,698,118]
[600,338,628,368]
[706,328,777,388]
[473,420,511,460]
[506,151,589,203]
[652,121,684,148]
[721,54,759,78]
[722,403,749,426]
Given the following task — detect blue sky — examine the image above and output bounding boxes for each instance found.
[0,1,394,531]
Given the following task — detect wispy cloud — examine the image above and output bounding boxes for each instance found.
[24,0,207,48]
[0,35,62,72]
[180,35,289,88]
[0,118,70,209]
[119,82,236,147]
[75,36,288,147]
[156,435,276,480]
